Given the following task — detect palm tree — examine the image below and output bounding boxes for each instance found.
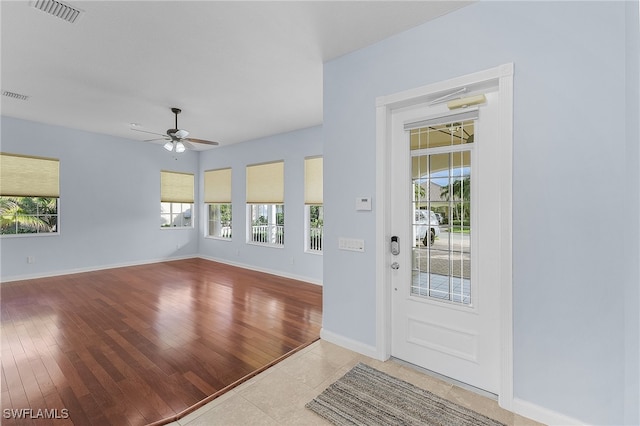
[413,182,426,201]
[0,196,56,234]
[440,176,470,201]
[440,177,471,224]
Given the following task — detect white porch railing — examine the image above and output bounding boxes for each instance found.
[309,226,323,252]
[220,226,232,238]
[251,224,284,245]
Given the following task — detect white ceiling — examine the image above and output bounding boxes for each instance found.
[1,1,472,149]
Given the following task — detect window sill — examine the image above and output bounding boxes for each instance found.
[246,241,285,249]
[205,236,232,242]
[1,232,60,239]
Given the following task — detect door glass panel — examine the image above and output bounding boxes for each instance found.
[409,121,474,150]
[410,120,473,305]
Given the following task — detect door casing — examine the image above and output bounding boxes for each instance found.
[374,63,514,409]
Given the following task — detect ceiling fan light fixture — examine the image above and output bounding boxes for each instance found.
[175,129,189,139]
[163,141,174,151]
[175,142,186,153]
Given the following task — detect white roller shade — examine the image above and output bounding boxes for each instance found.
[204,168,231,203]
[246,161,284,204]
[0,153,60,197]
[161,170,194,203]
[304,157,323,205]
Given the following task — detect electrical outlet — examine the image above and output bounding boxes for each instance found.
[27,256,35,264]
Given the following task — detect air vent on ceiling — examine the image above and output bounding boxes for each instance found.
[31,0,83,23]
[2,90,30,101]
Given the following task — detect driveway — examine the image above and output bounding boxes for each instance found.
[413,230,470,278]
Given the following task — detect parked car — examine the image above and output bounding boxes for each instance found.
[434,212,444,224]
[414,210,441,246]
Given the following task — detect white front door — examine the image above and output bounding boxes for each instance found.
[390,91,501,393]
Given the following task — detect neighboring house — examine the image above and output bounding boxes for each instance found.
[415,181,446,215]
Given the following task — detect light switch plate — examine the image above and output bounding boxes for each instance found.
[339,237,365,252]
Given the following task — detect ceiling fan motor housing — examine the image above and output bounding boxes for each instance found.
[167,128,189,139]
[167,108,189,139]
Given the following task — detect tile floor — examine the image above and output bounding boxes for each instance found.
[169,339,542,426]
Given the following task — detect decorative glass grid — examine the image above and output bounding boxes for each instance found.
[410,120,473,305]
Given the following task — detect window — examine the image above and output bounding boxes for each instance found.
[209,204,232,238]
[410,118,474,305]
[204,168,232,239]
[248,204,284,245]
[161,202,192,227]
[160,170,194,228]
[246,161,284,246]
[0,153,59,235]
[304,156,323,252]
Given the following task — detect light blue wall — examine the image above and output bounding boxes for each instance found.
[624,2,640,425]
[322,1,637,424]
[198,126,323,284]
[0,116,199,280]
[0,118,322,285]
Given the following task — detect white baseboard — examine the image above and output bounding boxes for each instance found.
[321,327,587,426]
[0,255,196,283]
[512,397,587,426]
[197,255,323,286]
[320,328,382,360]
[2,255,323,287]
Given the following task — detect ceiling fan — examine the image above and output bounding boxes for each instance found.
[131,107,219,152]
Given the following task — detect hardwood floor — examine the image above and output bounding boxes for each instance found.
[0,258,323,425]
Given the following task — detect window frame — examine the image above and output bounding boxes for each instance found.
[161,201,194,229]
[0,196,60,237]
[246,161,285,248]
[0,153,61,237]
[304,156,323,253]
[246,203,285,247]
[204,167,232,240]
[206,202,232,240]
[305,204,323,254]
[160,170,194,229]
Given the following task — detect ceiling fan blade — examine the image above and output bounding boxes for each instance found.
[184,138,219,146]
[182,140,196,150]
[131,128,166,137]
[144,137,169,142]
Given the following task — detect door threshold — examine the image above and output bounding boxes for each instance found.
[391,356,498,401]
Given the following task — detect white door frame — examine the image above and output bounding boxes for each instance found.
[374,63,514,410]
